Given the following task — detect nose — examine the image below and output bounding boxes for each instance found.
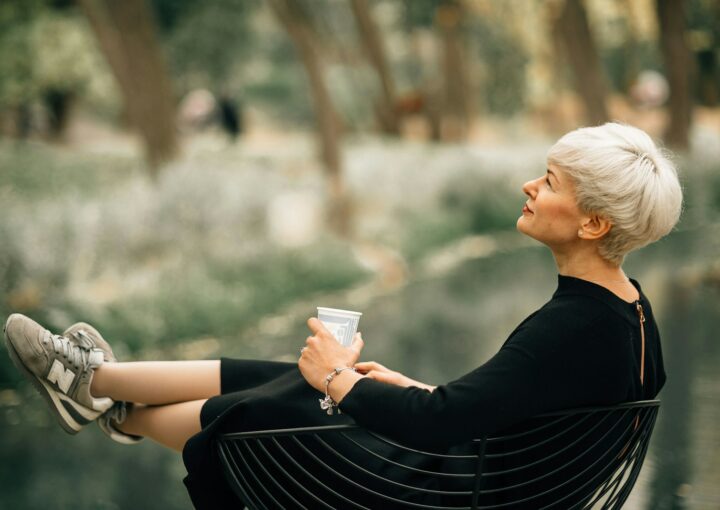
[522,177,539,198]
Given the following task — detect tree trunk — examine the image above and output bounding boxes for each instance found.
[78,0,178,177]
[350,0,399,135]
[267,0,351,237]
[696,48,718,107]
[620,0,642,94]
[657,0,692,149]
[435,0,471,141]
[553,0,609,125]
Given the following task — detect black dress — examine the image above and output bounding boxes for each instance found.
[182,275,666,509]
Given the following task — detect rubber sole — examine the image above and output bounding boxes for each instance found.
[4,316,99,434]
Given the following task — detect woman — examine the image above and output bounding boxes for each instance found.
[4,122,682,508]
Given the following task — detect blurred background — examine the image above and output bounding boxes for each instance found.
[0,0,718,508]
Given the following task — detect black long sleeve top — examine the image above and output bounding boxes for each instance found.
[339,275,665,451]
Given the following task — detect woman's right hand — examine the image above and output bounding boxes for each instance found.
[354,361,436,392]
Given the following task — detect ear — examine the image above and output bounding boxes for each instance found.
[579,214,612,240]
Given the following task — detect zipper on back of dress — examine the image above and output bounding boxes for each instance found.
[622,300,648,451]
[635,302,646,387]
[631,301,647,433]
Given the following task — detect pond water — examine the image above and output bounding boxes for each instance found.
[1,223,718,509]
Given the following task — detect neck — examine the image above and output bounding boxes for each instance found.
[552,246,626,283]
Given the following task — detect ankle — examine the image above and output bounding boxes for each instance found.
[117,403,144,436]
[90,364,110,399]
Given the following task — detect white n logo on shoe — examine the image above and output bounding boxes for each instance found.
[47,359,76,394]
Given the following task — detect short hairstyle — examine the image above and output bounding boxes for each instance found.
[547,122,683,266]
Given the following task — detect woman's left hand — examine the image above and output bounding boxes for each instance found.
[299,317,364,392]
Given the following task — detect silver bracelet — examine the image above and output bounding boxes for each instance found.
[319,366,357,415]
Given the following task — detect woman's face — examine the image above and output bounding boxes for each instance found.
[516,163,585,250]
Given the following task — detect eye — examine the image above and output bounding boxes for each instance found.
[545,177,552,189]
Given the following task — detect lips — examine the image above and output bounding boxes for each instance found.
[523,203,534,214]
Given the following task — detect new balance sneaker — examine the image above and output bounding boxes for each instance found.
[64,322,116,363]
[4,313,114,434]
[98,401,143,445]
[63,322,143,444]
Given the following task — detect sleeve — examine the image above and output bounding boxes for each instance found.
[339,313,629,452]
[654,328,667,393]
[339,336,545,451]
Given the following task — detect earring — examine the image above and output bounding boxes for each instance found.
[578,229,584,237]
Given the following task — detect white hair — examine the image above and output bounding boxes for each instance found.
[547,122,683,266]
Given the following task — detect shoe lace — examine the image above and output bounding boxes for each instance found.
[70,329,95,350]
[103,401,128,425]
[42,331,94,371]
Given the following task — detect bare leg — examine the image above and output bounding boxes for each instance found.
[118,399,206,452]
[91,361,221,405]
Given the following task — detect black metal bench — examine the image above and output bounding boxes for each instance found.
[216,400,659,509]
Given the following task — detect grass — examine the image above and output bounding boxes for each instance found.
[0,140,137,198]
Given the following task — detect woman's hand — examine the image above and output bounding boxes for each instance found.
[299,317,365,393]
[354,361,436,392]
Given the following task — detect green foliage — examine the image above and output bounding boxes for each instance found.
[709,175,720,216]
[0,141,135,197]
[602,41,663,93]
[95,243,370,354]
[0,1,113,110]
[161,0,259,88]
[400,0,443,29]
[441,173,521,233]
[396,169,522,266]
[150,0,198,33]
[0,0,44,106]
[156,0,322,123]
[242,58,315,124]
[687,0,720,36]
[400,209,471,263]
[467,18,528,115]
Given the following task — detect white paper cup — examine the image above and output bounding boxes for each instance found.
[317,307,362,347]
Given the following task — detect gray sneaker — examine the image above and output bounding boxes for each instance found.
[4,313,114,434]
[63,322,142,444]
[64,322,116,363]
[98,401,143,445]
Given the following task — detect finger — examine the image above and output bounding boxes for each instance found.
[354,366,369,374]
[307,317,335,340]
[354,361,379,370]
[367,370,392,384]
[350,334,364,353]
[307,317,331,337]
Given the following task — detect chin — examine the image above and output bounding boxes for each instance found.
[516,219,540,243]
[516,217,529,236]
